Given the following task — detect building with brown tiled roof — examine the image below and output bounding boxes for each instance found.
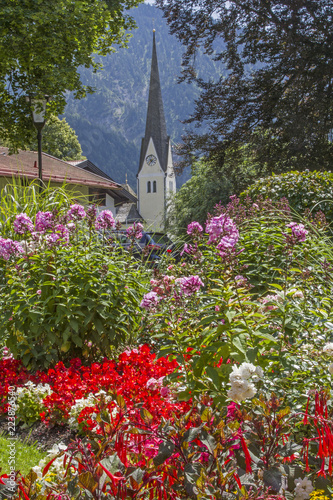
[0,148,136,217]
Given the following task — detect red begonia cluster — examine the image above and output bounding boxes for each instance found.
[0,345,190,426]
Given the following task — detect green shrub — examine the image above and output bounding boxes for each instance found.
[0,190,149,370]
[241,170,333,225]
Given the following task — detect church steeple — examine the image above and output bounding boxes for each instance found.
[137,30,176,230]
[138,30,169,173]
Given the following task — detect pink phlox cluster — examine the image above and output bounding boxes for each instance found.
[0,238,24,260]
[35,211,54,233]
[140,291,160,310]
[187,221,203,236]
[86,205,97,225]
[179,275,204,296]
[67,204,86,221]
[126,222,144,239]
[287,222,308,242]
[54,224,69,243]
[205,214,239,253]
[95,210,115,230]
[67,222,76,233]
[45,233,61,248]
[13,213,34,234]
[180,243,197,256]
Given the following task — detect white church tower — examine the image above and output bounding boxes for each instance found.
[137,30,176,230]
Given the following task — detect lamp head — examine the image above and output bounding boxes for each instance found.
[26,95,51,129]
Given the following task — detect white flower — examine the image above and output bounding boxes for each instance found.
[293,290,304,299]
[329,363,333,375]
[239,363,256,380]
[294,477,313,500]
[31,465,43,478]
[323,343,333,355]
[227,362,262,403]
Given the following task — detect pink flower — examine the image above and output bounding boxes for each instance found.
[140,291,160,310]
[205,214,239,257]
[37,290,42,295]
[35,211,54,232]
[126,222,144,239]
[67,204,86,221]
[13,213,34,234]
[187,221,203,236]
[179,275,204,296]
[0,238,24,260]
[160,386,170,398]
[95,210,115,230]
[287,222,308,242]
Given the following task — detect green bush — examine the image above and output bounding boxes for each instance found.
[241,170,333,225]
[0,187,149,370]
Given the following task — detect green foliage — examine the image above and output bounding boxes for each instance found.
[241,170,333,226]
[0,179,84,236]
[0,184,149,370]
[29,116,85,161]
[166,153,260,236]
[0,0,142,150]
[142,198,333,410]
[157,0,333,173]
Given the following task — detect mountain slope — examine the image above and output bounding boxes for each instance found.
[64,3,222,190]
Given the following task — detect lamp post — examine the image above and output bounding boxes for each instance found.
[26,95,50,192]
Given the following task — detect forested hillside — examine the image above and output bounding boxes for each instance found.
[64,3,222,190]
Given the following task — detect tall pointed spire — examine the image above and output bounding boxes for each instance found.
[139,30,169,172]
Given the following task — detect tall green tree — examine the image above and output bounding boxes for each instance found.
[157,0,333,174]
[0,0,142,150]
[29,116,85,162]
[166,150,260,235]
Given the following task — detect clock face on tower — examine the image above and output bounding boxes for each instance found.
[146,154,157,166]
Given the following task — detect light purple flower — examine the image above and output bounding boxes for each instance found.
[0,238,24,260]
[86,205,97,226]
[287,222,308,242]
[67,204,86,221]
[35,211,54,232]
[205,214,239,248]
[140,291,160,310]
[127,222,144,239]
[95,210,115,230]
[13,213,34,234]
[45,233,61,248]
[187,221,203,236]
[54,224,70,244]
[179,275,204,296]
[180,243,197,256]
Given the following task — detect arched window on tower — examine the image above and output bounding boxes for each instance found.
[153,180,157,193]
[147,181,151,193]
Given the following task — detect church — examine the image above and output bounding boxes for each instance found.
[137,30,176,230]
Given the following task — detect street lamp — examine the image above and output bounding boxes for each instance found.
[26,95,51,192]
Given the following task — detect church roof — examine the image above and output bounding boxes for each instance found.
[138,31,169,174]
[115,202,144,224]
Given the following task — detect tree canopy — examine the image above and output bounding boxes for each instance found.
[30,116,85,162]
[157,0,333,173]
[0,0,142,150]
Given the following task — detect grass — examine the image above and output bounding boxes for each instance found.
[0,433,46,476]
